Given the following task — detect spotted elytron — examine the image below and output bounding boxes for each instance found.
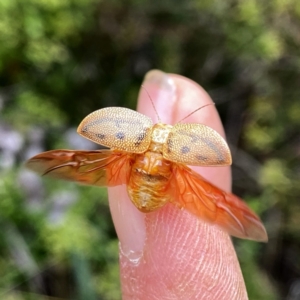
[26,106,267,242]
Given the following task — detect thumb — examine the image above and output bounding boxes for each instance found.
[108,70,248,299]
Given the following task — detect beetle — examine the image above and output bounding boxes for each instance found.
[26,106,268,242]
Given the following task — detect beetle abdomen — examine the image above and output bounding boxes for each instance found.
[127,152,172,212]
[127,171,169,212]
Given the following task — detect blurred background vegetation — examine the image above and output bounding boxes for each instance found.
[0,0,299,299]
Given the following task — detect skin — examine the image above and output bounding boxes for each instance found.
[108,70,248,299]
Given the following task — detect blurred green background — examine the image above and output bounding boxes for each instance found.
[0,0,300,299]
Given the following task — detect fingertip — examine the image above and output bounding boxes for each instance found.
[112,70,247,299]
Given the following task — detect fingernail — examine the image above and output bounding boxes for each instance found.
[138,70,177,124]
[144,70,176,92]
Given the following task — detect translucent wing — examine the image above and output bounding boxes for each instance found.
[77,107,153,153]
[26,149,133,187]
[169,164,268,241]
[163,123,232,166]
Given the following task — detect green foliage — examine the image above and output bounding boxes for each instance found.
[5,90,66,130]
[237,241,279,300]
[94,240,121,300]
[260,159,292,193]
[42,214,99,258]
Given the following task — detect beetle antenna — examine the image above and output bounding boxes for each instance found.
[178,103,215,123]
[141,85,161,123]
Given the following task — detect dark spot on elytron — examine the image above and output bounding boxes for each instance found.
[96,133,105,139]
[137,132,145,141]
[134,132,146,146]
[201,137,224,162]
[181,146,190,154]
[178,130,200,143]
[196,155,208,161]
[115,132,125,140]
[115,120,122,128]
[190,134,200,143]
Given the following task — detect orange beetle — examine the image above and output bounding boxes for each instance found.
[26,106,267,242]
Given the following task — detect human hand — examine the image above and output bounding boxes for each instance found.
[108,70,248,299]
